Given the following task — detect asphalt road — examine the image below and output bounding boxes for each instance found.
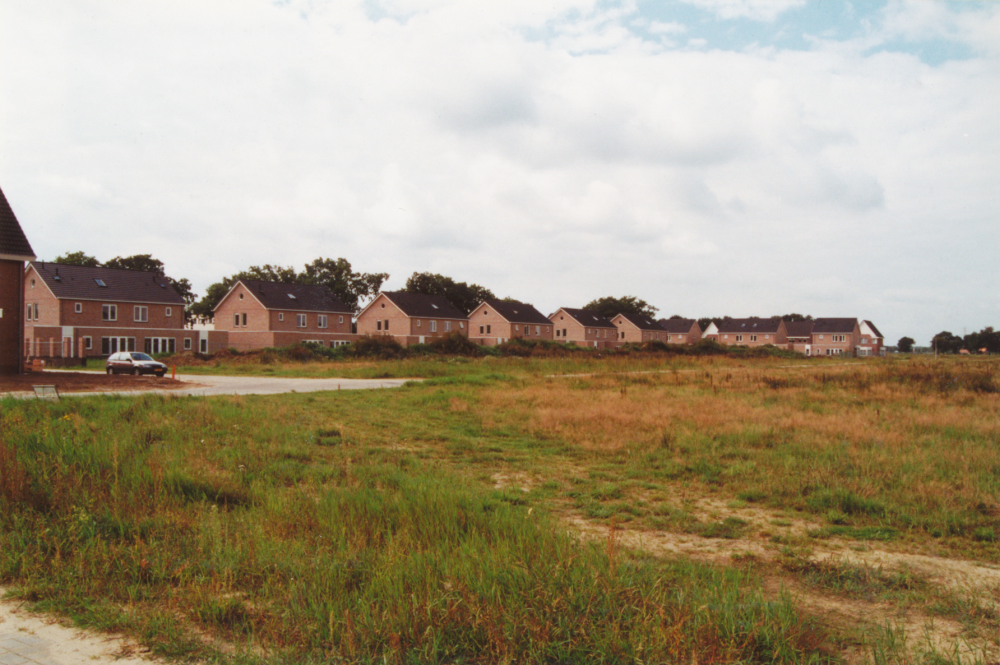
[35,371,415,399]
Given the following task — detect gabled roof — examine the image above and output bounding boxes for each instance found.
[381,291,467,320]
[0,185,36,260]
[230,279,351,313]
[553,307,617,329]
[614,312,662,331]
[28,262,185,305]
[716,317,783,334]
[812,318,858,334]
[784,320,815,338]
[657,318,700,334]
[862,320,883,338]
[476,299,551,325]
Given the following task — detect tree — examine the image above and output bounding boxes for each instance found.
[775,313,813,322]
[962,326,1000,354]
[403,272,495,314]
[103,254,165,273]
[582,296,658,320]
[698,316,731,331]
[931,331,963,354]
[53,251,100,267]
[897,336,915,353]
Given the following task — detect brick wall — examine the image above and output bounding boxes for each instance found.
[357,294,468,346]
[0,260,25,374]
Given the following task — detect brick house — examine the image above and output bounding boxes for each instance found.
[784,320,815,355]
[213,279,356,352]
[356,291,468,346]
[810,318,860,357]
[657,318,702,345]
[611,312,667,343]
[0,185,36,375]
[710,318,787,347]
[549,308,619,349]
[467,299,553,345]
[24,262,195,359]
[858,320,885,357]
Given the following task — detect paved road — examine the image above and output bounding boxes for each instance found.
[26,371,416,399]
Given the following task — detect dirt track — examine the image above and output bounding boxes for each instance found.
[0,371,185,395]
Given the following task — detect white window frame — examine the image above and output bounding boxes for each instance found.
[234,314,241,327]
[134,306,148,322]
[446,321,452,332]
[165,307,172,317]
[102,304,117,321]
[184,337,192,350]
[338,315,344,324]
[279,313,284,321]
[750,335,757,342]
[296,313,307,328]
[83,336,92,350]
[318,315,328,329]
[736,335,743,342]
[74,302,82,314]
[417,319,422,328]
[430,321,437,333]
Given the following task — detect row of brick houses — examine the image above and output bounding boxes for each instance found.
[18,259,885,361]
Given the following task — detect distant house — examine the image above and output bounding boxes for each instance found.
[0,185,35,375]
[356,291,468,346]
[657,318,702,345]
[467,299,553,345]
[213,279,355,352]
[710,318,787,347]
[811,318,860,357]
[858,320,885,357]
[549,308,619,349]
[24,262,195,359]
[784,320,815,355]
[611,312,667,344]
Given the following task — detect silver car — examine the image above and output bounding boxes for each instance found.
[106,352,168,377]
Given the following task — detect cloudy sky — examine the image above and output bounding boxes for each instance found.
[2,0,997,345]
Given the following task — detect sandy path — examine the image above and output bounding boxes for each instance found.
[0,591,158,665]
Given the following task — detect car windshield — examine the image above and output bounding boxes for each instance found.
[129,353,154,361]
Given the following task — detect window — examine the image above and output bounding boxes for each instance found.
[833,335,846,342]
[515,325,519,332]
[545,327,549,333]
[338,315,344,324]
[242,313,247,327]
[279,313,284,321]
[445,321,452,332]
[723,334,729,340]
[818,335,824,340]
[484,324,489,334]
[417,319,422,328]
[101,336,135,355]
[525,327,530,336]
[134,306,148,322]
[479,325,484,334]
[184,338,192,350]
[765,334,770,340]
[165,307,172,317]
[380,303,385,308]
[102,304,117,321]
[238,293,244,300]
[377,320,382,331]
[297,314,307,327]
[83,336,92,350]
[94,278,107,287]
[318,315,328,329]
[145,337,175,354]
[384,319,389,331]
[74,303,82,314]
[200,339,208,353]
[459,323,464,329]
[535,326,540,335]
[430,321,437,332]
[234,314,241,327]
[555,330,560,337]
[736,335,743,342]
[25,304,32,320]
[750,335,757,342]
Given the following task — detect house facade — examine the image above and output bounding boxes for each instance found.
[810,318,860,357]
[710,318,787,347]
[784,320,815,355]
[611,312,667,343]
[0,185,36,374]
[467,299,553,345]
[549,308,619,349]
[858,320,885,357]
[657,318,702,345]
[356,291,468,346]
[24,262,195,359]
[213,279,355,351]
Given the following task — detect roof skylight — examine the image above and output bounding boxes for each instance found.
[94,279,107,287]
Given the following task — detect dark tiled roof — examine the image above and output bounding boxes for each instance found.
[238,280,351,313]
[30,262,185,305]
[554,308,617,329]
[0,185,35,259]
[382,291,468,320]
[863,320,883,338]
[716,317,783,334]
[478,300,551,325]
[812,318,858,334]
[615,312,662,331]
[657,318,700,334]
[783,320,815,338]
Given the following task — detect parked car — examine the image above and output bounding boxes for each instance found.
[106,352,168,377]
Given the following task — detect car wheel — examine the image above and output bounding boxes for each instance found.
[106,367,113,375]
[132,367,140,376]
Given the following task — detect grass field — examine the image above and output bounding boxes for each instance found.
[1,354,997,663]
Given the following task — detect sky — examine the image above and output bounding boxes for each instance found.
[1,0,997,346]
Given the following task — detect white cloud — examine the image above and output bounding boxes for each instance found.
[678,0,806,22]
